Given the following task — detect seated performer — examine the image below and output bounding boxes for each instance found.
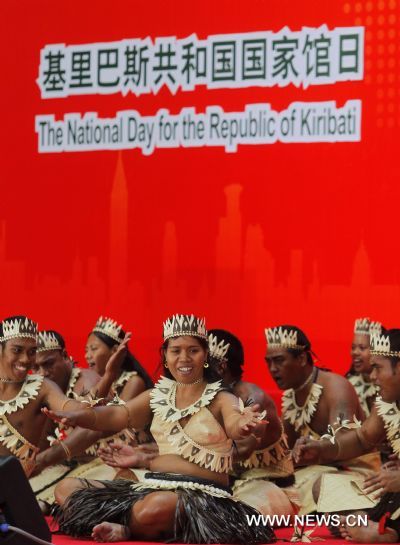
[30,329,132,507]
[0,315,84,477]
[346,318,382,416]
[33,330,100,407]
[265,324,380,514]
[86,315,153,399]
[31,321,154,505]
[293,328,400,543]
[208,328,299,517]
[45,314,275,544]
[84,316,154,456]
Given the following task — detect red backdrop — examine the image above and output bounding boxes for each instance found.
[1,0,399,391]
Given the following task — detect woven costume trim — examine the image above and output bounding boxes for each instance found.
[151,376,232,472]
[282,383,323,433]
[0,374,43,416]
[239,432,289,469]
[66,368,81,398]
[131,477,233,498]
[375,397,400,457]
[150,376,222,423]
[166,418,233,473]
[348,374,377,416]
[112,370,138,395]
[0,413,39,462]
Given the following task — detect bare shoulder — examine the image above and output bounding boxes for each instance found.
[124,373,146,386]
[41,376,65,399]
[79,368,101,388]
[80,368,100,381]
[319,370,357,394]
[134,388,152,402]
[126,387,152,411]
[214,389,238,406]
[119,374,147,401]
[235,381,264,404]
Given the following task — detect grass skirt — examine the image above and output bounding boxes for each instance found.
[55,471,276,543]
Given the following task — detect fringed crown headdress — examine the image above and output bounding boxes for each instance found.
[163,314,207,341]
[1,316,38,342]
[93,316,123,343]
[208,333,230,361]
[354,318,382,336]
[370,333,400,357]
[265,326,305,350]
[37,331,63,353]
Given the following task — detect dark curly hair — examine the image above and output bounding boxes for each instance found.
[208,329,244,381]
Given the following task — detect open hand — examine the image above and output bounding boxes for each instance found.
[98,441,158,469]
[292,436,322,466]
[105,333,132,378]
[238,404,268,437]
[382,454,400,471]
[41,407,80,428]
[363,469,400,498]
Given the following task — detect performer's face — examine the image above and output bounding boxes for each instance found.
[265,347,305,390]
[370,355,400,402]
[85,333,115,376]
[351,334,371,374]
[0,337,37,381]
[165,336,207,384]
[33,349,69,388]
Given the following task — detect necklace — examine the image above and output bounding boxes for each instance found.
[175,377,203,386]
[150,376,221,423]
[0,375,44,416]
[0,377,25,384]
[294,367,317,392]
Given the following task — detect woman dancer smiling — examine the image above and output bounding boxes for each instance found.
[46,314,274,544]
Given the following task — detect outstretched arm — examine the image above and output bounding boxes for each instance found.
[42,378,85,412]
[292,405,385,466]
[234,390,281,460]
[216,391,267,441]
[33,428,105,474]
[43,389,152,432]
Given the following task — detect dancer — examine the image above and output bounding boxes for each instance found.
[347,318,382,416]
[0,315,84,477]
[293,328,400,542]
[265,324,380,514]
[45,314,275,544]
[208,328,299,518]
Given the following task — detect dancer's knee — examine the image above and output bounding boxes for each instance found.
[133,491,177,527]
[55,477,84,505]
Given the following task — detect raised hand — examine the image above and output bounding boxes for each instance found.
[292,436,322,466]
[105,333,132,378]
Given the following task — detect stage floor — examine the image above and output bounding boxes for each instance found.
[51,525,346,544]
